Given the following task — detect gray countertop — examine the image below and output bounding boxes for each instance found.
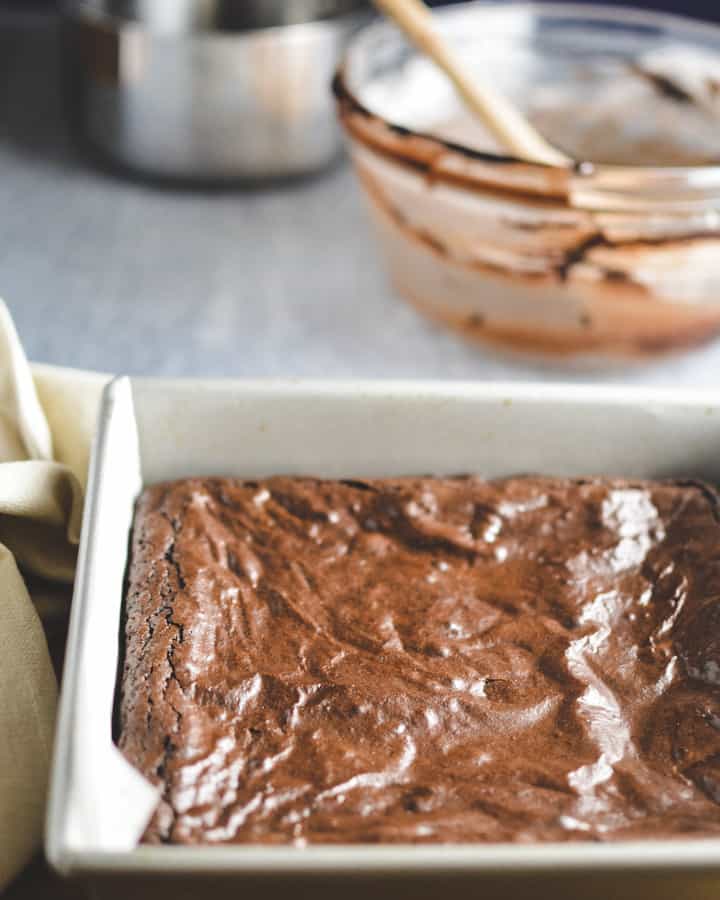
[2,12,720,385]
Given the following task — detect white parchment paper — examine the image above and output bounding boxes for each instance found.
[51,378,159,856]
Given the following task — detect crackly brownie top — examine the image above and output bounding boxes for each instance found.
[118,476,720,844]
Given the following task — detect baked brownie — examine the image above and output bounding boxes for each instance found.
[118,476,720,844]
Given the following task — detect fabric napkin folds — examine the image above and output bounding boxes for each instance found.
[0,301,107,889]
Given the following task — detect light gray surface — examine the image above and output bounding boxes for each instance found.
[2,12,720,384]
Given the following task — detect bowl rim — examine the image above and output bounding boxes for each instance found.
[334,1,720,195]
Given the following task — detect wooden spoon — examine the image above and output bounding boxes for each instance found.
[373,0,572,167]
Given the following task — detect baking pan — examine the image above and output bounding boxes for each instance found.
[46,377,720,899]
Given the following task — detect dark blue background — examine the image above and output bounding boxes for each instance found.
[429,0,718,20]
[2,0,719,23]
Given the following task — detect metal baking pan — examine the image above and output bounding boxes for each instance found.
[46,377,720,899]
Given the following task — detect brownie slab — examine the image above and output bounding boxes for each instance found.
[118,476,720,844]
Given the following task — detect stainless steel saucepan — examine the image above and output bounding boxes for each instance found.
[64,0,368,180]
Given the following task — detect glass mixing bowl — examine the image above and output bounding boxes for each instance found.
[335,2,720,364]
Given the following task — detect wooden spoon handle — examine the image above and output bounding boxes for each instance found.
[373,0,571,167]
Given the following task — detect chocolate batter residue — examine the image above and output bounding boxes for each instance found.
[118,476,720,844]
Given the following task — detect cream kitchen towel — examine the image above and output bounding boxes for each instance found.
[0,301,108,890]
